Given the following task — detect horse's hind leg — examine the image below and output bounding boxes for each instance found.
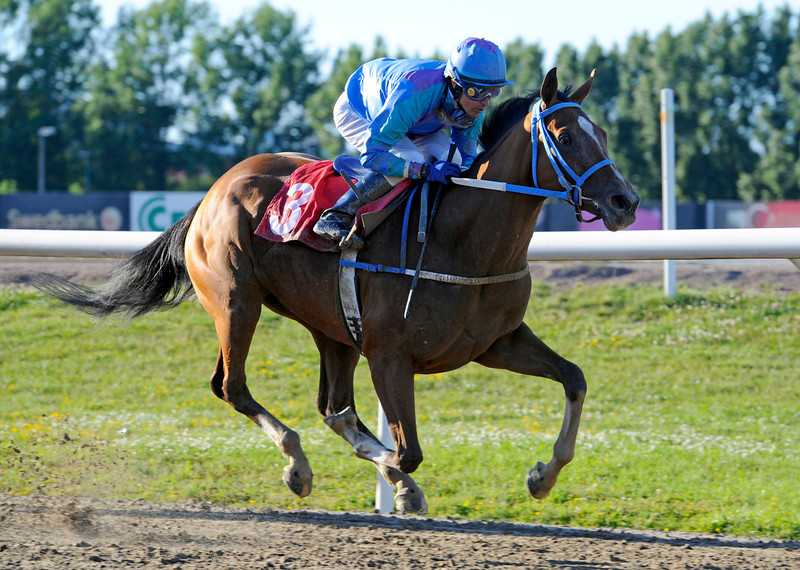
[476,322,586,500]
[312,334,427,514]
[195,278,313,498]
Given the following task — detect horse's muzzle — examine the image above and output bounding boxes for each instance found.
[594,185,640,232]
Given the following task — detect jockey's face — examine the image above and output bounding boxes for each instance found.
[458,90,491,118]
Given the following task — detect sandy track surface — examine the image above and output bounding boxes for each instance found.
[1,494,798,569]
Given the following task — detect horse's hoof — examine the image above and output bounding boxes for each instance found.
[283,465,313,498]
[395,486,428,515]
[526,461,550,499]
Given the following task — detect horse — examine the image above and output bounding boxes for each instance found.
[33,68,639,514]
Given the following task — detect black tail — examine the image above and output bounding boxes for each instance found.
[30,203,201,318]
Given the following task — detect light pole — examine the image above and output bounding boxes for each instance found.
[37,126,57,194]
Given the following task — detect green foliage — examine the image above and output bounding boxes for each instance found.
[188,3,322,163]
[1,3,799,199]
[0,0,99,190]
[500,39,545,100]
[0,179,18,194]
[306,45,370,160]
[1,281,799,539]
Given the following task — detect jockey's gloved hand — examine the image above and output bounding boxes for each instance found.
[427,160,461,184]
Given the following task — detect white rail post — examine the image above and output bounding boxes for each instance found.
[375,403,394,513]
[661,89,677,298]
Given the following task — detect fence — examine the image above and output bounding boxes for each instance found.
[2,227,800,264]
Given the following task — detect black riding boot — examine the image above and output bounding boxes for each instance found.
[313,171,394,249]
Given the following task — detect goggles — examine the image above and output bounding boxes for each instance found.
[459,82,503,101]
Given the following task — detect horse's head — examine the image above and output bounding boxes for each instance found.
[534,68,639,231]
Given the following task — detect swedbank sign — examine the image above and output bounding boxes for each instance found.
[0,194,128,231]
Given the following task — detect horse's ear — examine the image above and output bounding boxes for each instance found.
[571,69,596,105]
[540,67,559,109]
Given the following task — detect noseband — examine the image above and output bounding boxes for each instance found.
[531,101,615,223]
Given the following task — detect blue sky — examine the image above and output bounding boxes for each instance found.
[97,0,793,67]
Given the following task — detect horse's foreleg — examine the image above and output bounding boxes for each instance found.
[323,408,427,514]
[375,464,428,514]
[476,322,586,499]
[313,335,427,514]
[324,407,394,464]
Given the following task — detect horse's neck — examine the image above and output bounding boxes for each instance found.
[471,121,533,187]
[435,122,544,272]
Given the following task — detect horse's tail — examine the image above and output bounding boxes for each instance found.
[31,202,201,318]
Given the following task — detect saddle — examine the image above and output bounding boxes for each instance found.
[255,155,441,351]
[254,156,415,253]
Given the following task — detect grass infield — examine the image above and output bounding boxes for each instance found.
[1,280,798,539]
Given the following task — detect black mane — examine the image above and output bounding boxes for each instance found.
[478,86,573,154]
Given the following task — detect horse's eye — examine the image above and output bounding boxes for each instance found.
[558,133,573,145]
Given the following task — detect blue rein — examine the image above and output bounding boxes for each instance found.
[530,100,615,222]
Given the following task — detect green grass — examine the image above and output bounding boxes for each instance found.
[1,279,799,539]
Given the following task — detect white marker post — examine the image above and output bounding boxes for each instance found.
[375,404,394,513]
[661,89,677,298]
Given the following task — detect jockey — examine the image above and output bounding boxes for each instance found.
[313,37,513,247]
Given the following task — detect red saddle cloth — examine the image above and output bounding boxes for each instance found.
[255,160,410,252]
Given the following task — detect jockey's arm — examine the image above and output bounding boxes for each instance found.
[359,87,437,180]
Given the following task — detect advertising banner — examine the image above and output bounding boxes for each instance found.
[709,200,800,229]
[129,192,206,231]
[578,203,662,231]
[0,193,129,230]
[749,201,800,228]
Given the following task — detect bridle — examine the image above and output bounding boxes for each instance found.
[530,100,615,222]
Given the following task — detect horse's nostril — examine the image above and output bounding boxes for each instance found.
[611,195,629,211]
[611,193,639,213]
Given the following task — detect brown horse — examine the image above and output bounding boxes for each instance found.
[34,68,638,514]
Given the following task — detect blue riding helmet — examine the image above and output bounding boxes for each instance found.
[445,37,513,100]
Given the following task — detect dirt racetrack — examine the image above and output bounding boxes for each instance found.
[2,493,799,569]
[2,256,800,569]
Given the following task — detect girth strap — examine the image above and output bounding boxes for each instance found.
[340,259,530,286]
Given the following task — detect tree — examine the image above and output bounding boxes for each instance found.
[611,32,661,200]
[739,13,800,201]
[0,0,99,190]
[737,5,800,200]
[189,2,321,166]
[305,39,391,160]
[501,39,545,98]
[74,0,216,190]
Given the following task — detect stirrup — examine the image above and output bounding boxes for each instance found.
[338,231,364,251]
[313,213,363,250]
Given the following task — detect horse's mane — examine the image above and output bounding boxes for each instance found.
[478,86,574,154]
